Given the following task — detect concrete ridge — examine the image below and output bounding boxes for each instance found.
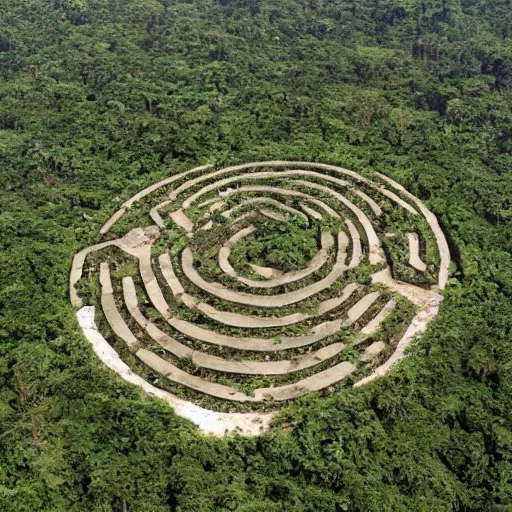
[219,230,334,289]
[71,160,451,436]
[407,232,427,272]
[181,232,349,308]
[122,276,347,375]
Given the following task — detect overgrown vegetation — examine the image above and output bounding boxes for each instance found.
[229,217,319,273]
[1,0,512,511]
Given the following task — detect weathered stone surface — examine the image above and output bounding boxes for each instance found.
[199,220,214,231]
[253,361,356,401]
[178,167,390,225]
[180,293,198,308]
[123,276,344,375]
[162,167,382,264]
[376,171,450,288]
[170,209,194,232]
[220,185,340,218]
[360,341,386,362]
[216,181,381,269]
[73,160,451,430]
[138,245,171,318]
[260,208,288,221]
[137,348,256,402]
[101,163,213,233]
[70,227,159,309]
[100,263,138,350]
[229,211,253,225]
[198,197,222,208]
[249,263,275,278]
[77,306,277,435]
[150,200,170,227]
[139,347,357,402]
[159,252,185,295]
[371,267,439,308]
[206,200,225,215]
[196,302,307,328]
[217,225,256,276]
[407,232,427,272]
[123,276,191,359]
[191,282,358,328]
[167,315,342,351]
[354,189,382,216]
[316,283,360,315]
[300,204,323,220]
[225,225,256,248]
[345,219,362,268]
[357,271,444,386]
[103,161,419,235]
[292,179,384,265]
[222,198,307,222]
[218,247,236,276]
[192,342,346,376]
[222,231,334,289]
[181,233,348,308]
[360,299,396,335]
[345,291,381,325]
[163,286,370,353]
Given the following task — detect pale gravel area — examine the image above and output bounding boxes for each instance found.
[354,268,444,386]
[77,306,276,436]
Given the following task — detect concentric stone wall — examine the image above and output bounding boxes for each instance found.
[71,161,450,435]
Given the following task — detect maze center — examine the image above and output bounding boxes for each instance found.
[215,218,320,275]
[70,161,450,435]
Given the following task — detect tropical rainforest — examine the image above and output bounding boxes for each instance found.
[1,0,512,510]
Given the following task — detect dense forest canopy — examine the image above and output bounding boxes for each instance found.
[0,0,511,510]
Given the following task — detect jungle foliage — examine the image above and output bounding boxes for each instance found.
[0,0,511,511]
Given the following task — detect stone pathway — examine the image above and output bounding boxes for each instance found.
[407,232,427,272]
[181,232,349,308]
[219,230,334,289]
[72,161,451,436]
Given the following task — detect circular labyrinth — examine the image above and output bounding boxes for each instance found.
[71,161,450,434]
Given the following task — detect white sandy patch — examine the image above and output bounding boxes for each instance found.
[77,307,276,436]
